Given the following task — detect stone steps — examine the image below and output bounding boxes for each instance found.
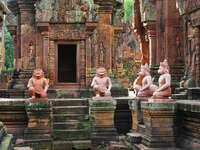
[52,99,90,147]
[53,140,91,150]
[53,114,89,122]
[52,98,88,106]
[53,106,89,114]
[172,93,188,100]
[53,121,89,130]
[172,88,188,100]
[138,124,145,134]
[53,129,90,140]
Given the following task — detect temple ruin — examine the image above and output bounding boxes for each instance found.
[0,0,200,150]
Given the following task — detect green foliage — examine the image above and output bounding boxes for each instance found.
[3,25,14,70]
[123,0,133,22]
[118,57,139,86]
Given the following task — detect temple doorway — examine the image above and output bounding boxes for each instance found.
[57,44,77,83]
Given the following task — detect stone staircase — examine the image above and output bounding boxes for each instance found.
[52,99,91,150]
[7,69,33,89]
[172,88,188,100]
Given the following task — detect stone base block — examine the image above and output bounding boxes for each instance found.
[141,102,176,148]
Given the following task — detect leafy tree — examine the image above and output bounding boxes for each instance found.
[118,57,139,87]
[124,0,133,22]
[3,25,14,70]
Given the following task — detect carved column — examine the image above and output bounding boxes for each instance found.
[94,0,114,70]
[41,32,49,71]
[18,0,36,69]
[193,27,200,87]
[37,23,50,71]
[85,22,97,87]
[144,21,156,67]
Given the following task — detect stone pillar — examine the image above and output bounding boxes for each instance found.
[141,102,176,148]
[85,22,97,87]
[89,98,117,147]
[36,23,50,71]
[193,27,200,87]
[94,0,114,69]
[144,21,157,67]
[18,0,36,69]
[155,0,184,88]
[24,101,52,142]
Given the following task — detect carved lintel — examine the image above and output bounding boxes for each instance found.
[36,22,49,32]
[86,22,97,36]
[94,0,113,13]
[18,0,36,10]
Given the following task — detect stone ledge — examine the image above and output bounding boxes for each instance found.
[176,100,200,112]
[141,102,176,111]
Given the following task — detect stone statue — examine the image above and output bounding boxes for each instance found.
[133,64,157,97]
[27,69,49,102]
[91,67,112,97]
[151,59,172,99]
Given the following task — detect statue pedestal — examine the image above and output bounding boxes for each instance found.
[24,100,52,142]
[148,98,174,103]
[141,101,176,148]
[89,97,117,147]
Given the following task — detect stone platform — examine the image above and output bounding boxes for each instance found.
[0,87,128,99]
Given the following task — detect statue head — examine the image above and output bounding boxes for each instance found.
[158,59,169,74]
[138,63,150,76]
[32,69,44,79]
[96,67,107,78]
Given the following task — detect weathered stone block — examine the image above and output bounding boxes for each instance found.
[24,101,52,141]
[89,98,117,146]
[176,100,200,150]
[0,99,27,140]
[141,101,176,148]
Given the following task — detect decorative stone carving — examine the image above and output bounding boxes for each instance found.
[151,59,172,100]
[91,67,112,97]
[134,64,157,97]
[27,69,49,102]
[35,0,53,22]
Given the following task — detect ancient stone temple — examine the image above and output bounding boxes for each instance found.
[6,0,125,90]
[1,0,200,150]
[132,0,185,89]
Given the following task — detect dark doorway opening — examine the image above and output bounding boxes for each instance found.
[58,44,77,83]
[114,99,132,134]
